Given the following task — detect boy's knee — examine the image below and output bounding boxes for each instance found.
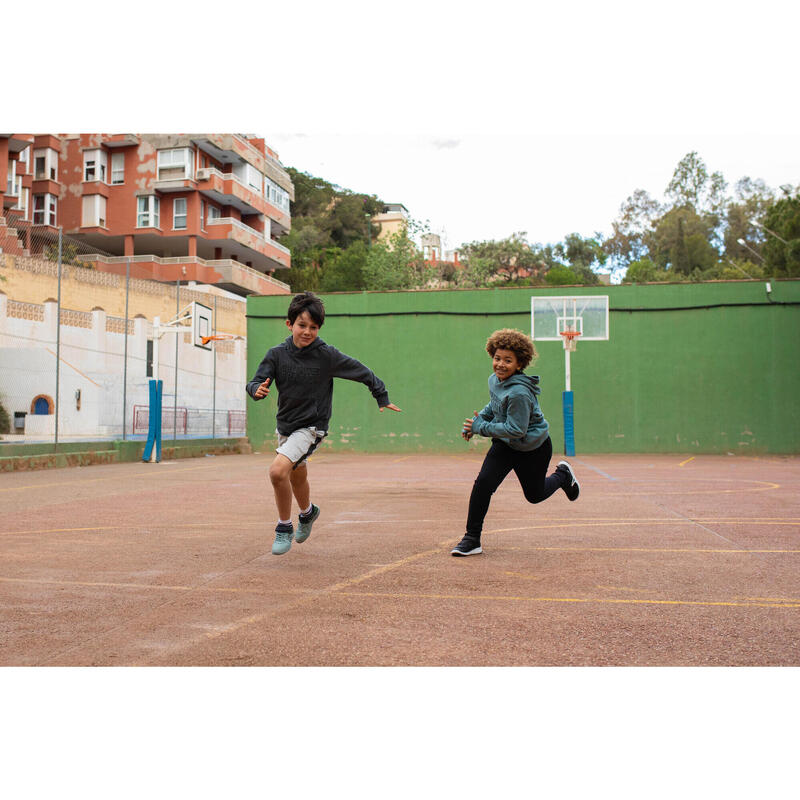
[269,457,292,485]
[523,487,546,504]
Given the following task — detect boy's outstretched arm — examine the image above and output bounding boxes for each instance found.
[329,347,398,410]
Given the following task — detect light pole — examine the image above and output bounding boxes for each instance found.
[737,238,765,263]
[751,219,789,245]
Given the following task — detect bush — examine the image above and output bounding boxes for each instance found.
[0,401,10,435]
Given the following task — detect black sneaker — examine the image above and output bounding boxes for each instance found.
[451,535,483,557]
[556,460,580,501]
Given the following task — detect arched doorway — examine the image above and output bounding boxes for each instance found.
[31,395,54,415]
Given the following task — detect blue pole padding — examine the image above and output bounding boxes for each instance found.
[142,379,163,462]
[562,390,575,457]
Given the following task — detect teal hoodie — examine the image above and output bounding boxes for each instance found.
[470,372,549,452]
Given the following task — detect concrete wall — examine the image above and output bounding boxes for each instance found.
[245,281,800,455]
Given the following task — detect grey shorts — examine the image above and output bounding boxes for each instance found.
[275,427,326,469]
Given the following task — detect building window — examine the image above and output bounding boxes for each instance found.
[146,340,153,377]
[245,163,263,192]
[34,148,59,180]
[33,193,57,226]
[82,195,107,227]
[200,200,206,230]
[83,149,108,182]
[137,195,160,228]
[16,187,29,218]
[18,146,29,166]
[207,205,220,223]
[6,160,15,195]
[173,197,187,230]
[157,148,193,181]
[111,153,125,184]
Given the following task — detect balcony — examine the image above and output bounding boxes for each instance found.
[205,217,290,269]
[78,253,290,296]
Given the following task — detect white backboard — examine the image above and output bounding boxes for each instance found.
[192,301,213,350]
[531,295,609,341]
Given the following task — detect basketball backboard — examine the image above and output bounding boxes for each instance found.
[192,302,213,350]
[531,295,609,342]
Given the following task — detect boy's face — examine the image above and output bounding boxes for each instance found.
[492,348,520,381]
[286,310,320,348]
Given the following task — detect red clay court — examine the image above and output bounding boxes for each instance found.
[1,451,799,666]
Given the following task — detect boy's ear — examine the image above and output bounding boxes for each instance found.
[285,319,292,330]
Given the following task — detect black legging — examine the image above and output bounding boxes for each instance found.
[466,436,565,538]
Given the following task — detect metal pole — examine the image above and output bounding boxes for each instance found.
[212,294,217,439]
[173,279,179,443]
[54,227,62,451]
[122,258,130,440]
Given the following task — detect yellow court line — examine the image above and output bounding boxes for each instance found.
[391,455,414,463]
[3,516,800,539]
[336,590,800,610]
[679,456,696,467]
[0,463,218,493]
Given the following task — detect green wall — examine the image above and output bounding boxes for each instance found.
[246,281,800,455]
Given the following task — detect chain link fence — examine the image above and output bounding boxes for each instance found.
[0,224,247,449]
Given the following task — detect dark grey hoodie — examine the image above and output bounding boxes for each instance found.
[246,336,390,435]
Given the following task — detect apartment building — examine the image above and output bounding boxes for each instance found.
[0,133,294,296]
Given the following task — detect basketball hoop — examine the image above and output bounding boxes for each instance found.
[559,330,581,352]
[201,334,241,346]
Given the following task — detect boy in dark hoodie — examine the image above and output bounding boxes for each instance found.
[452,328,579,556]
[247,292,401,555]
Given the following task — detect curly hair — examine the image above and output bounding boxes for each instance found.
[485,328,536,370]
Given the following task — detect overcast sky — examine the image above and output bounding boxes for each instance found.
[265,132,800,253]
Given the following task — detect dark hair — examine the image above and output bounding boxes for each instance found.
[287,291,325,326]
[485,328,536,370]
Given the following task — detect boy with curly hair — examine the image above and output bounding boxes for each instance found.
[452,328,579,556]
[247,291,401,556]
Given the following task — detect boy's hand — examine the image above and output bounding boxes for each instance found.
[254,377,272,399]
[462,411,478,441]
[379,403,402,412]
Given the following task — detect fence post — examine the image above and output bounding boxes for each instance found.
[173,278,179,443]
[54,227,62,451]
[212,294,217,439]
[122,258,130,440]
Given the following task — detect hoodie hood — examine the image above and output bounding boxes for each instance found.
[494,372,541,396]
[284,334,325,355]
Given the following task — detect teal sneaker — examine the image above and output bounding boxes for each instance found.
[295,504,320,544]
[272,523,294,555]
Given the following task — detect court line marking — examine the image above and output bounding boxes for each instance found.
[679,456,696,467]
[0,463,218,493]
[2,517,799,538]
[334,590,800,610]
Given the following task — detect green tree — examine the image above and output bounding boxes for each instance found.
[459,232,542,283]
[319,240,368,292]
[362,229,429,291]
[0,400,10,434]
[622,257,669,283]
[604,189,663,266]
[761,187,800,277]
[544,265,579,286]
[651,206,718,274]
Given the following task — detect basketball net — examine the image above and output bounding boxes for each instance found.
[559,329,581,352]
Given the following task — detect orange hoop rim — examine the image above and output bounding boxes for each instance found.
[559,330,582,340]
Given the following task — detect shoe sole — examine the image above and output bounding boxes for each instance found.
[557,460,580,501]
[295,506,320,544]
[451,546,483,556]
